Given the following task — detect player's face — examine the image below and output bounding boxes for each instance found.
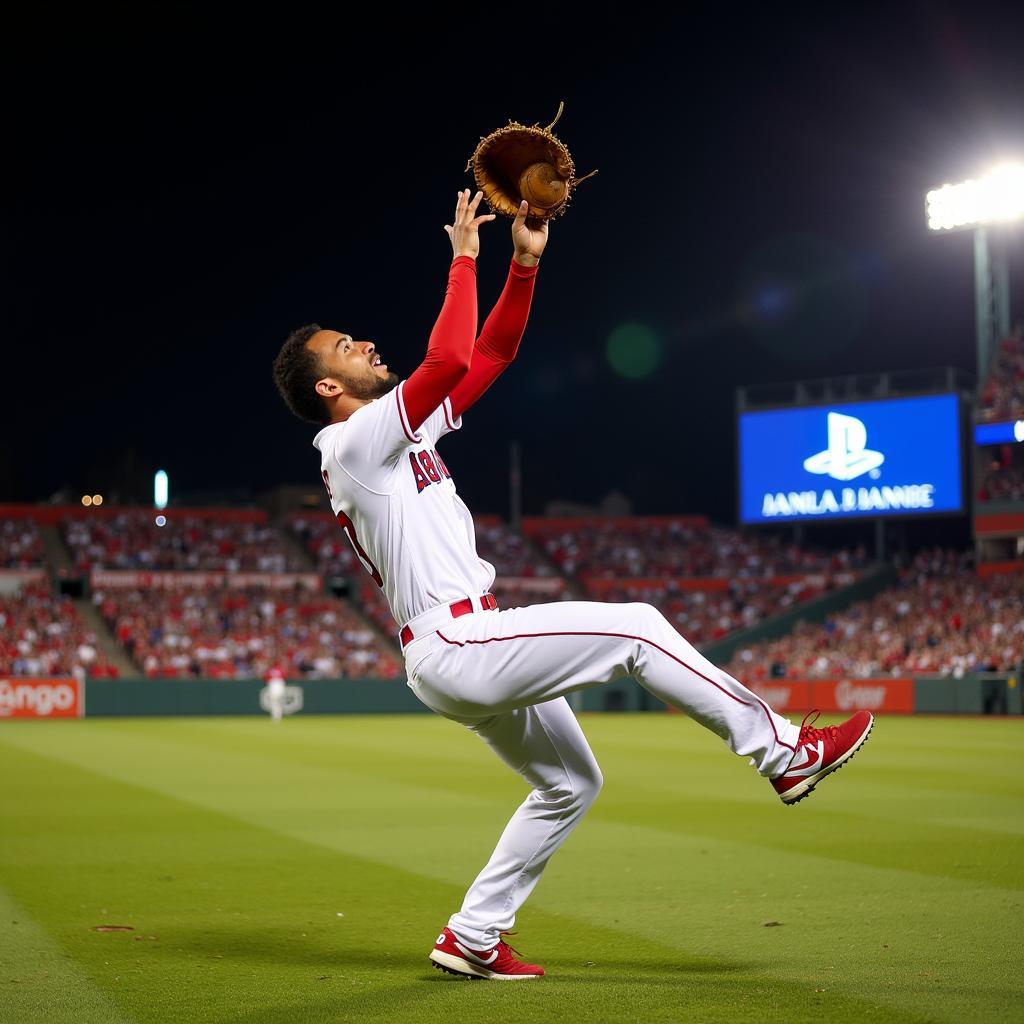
[307,330,399,401]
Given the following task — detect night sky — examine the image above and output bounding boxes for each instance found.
[4,4,1023,526]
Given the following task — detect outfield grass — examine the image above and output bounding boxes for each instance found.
[0,713,1021,1023]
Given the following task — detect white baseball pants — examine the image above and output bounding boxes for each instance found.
[402,600,800,948]
[267,681,286,723]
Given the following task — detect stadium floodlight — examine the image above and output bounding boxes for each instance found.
[926,163,1024,231]
[927,162,1021,379]
[154,469,168,510]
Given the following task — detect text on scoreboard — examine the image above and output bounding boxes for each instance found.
[738,393,962,524]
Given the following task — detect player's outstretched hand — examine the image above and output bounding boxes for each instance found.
[511,200,548,267]
[444,189,495,260]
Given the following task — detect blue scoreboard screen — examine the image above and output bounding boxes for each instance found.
[738,394,963,524]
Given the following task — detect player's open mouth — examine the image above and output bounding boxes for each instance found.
[372,355,385,368]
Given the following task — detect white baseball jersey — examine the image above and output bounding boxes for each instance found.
[311,375,804,960]
[313,380,495,628]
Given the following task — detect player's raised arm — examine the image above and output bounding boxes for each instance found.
[402,190,496,432]
[448,201,547,419]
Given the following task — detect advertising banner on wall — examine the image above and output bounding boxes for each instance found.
[750,678,915,714]
[0,677,85,719]
[0,569,48,596]
[738,394,963,524]
[90,571,321,591]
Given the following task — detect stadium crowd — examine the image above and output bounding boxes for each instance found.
[294,513,567,639]
[598,577,829,648]
[0,518,45,569]
[977,456,1024,503]
[290,514,360,578]
[64,513,304,573]
[93,583,400,679]
[530,519,868,579]
[291,514,558,579]
[13,509,1013,685]
[978,330,1024,422]
[1,585,120,678]
[294,514,854,644]
[474,520,559,577]
[726,550,1024,680]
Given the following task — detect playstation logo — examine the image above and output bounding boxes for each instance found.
[803,412,884,481]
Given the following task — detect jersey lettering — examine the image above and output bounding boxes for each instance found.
[419,451,442,483]
[409,451,430,493]
[321,469,333,500]
[314,391,488,627]
[409,449,454,492]
[336,511,384,587]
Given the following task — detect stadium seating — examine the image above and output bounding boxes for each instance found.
[0,517,45,569]
[0,507,910,681]
[291,512,559,580]
[0,509,400,681]
[294,512,568,640]
[64,512,305,573]
[977,456,1024,503]
[527,517,867,579]
[473,517,560,578]
[726,550,1024,680]
[289,513,361,578]
[295,512,856,644]
[93,582,400,680]
[979,331,1024,422]
[517,517,861,648]
[595,577,830,648]
[0,585,119,678]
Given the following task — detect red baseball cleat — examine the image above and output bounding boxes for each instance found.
[429,926,545,980]
[771,710,874,805]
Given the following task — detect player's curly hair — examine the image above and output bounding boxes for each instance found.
[273,323,329,424]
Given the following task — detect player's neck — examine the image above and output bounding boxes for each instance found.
[329,394,374,424]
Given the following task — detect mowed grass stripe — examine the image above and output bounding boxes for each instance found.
[0,742,939,1024]
[4,716,1021,891]
[2,717,1020,900]
[0,887,136,1024]
[117,711,1024,807]
[90,712,1024,800]
[3,716,1023,1024]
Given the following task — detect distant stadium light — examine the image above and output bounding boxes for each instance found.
[1016,420,1024,444]
[155,514,167,527]
[927,162,1020,379]
[81,495,92,507]
[926,163,1024,231]
[92,494,103,506]
[154,469,168,510]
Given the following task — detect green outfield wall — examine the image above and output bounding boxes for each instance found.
[68,670,1021,718]
[82,678,430,717]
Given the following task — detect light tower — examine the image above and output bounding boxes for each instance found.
[926,162,1023,379]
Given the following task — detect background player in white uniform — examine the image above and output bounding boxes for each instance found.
[262,666,287,723]
[272,189,874,980]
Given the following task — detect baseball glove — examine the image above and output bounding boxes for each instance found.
[466,102,597,226]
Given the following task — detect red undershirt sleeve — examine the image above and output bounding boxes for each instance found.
[402,256,478,433]
[448,258,538,420]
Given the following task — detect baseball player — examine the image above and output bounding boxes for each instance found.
[263,665,287,723]
[271,189,874,980]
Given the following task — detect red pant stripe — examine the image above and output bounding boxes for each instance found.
[434,628,796,753]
